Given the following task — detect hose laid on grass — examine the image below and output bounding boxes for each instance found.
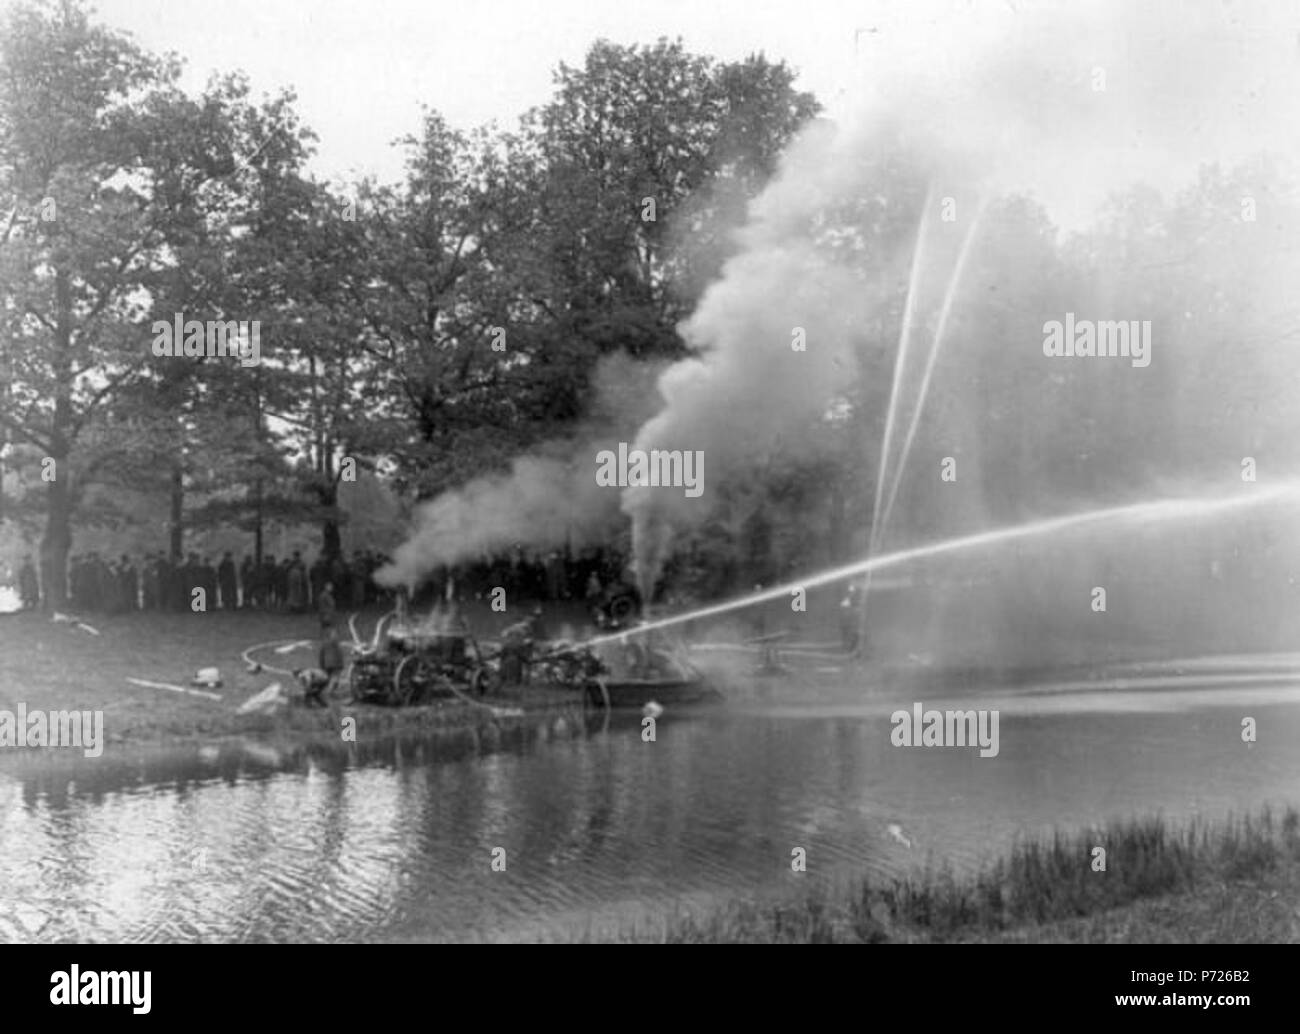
[240,639,303,677]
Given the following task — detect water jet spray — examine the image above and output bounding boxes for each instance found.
[879,195,989,538]
[584,484,1300,648]
[859,182,936,651]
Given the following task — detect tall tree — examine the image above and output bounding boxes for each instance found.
[0,0,312,602]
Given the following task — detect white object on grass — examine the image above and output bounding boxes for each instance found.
[235,682,288,715]
[126,677,222,701]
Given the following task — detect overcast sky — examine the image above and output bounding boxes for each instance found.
[81,0,975,187]
[18,0,1292,229]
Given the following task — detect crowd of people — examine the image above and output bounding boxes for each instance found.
[4,543,645,616]
[418,544,642,609]
[5,549,394,613]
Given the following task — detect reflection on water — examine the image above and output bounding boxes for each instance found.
[2,657,1299,942]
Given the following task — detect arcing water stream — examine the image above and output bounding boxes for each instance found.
[867,183,935,562]
[855,190,934,646]
[860,188,985,647]
[878,197,988,539]
[586,482,1300,647]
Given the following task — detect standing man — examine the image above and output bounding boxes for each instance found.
[287,551,307,612]
[18,554,39,609]
[102,557,122,614]
[327,553,347,604]
[316,627,345,706]
[584,570,603,624]
[238,554,255,609]
[118,555,138,612]
[262,554,280,610]
[142,554,160,610]
[317,580,337,633]
[309,553,328,608]
[200,556,218,611]
[179,553,200,610]
[217,551,237,610]
[499,613,535,685]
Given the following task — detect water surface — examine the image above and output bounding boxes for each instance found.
[2,653,1298,942]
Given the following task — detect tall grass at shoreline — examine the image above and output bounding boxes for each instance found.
[588,806,1300,943]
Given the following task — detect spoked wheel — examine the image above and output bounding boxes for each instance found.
[393,655,433,705]
[348,658,382,703]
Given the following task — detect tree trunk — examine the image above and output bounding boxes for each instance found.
[169,458,184,562]
[252,374,265,564]
[310,355,341,559]
[320,475,341,559]
[39,472,71,610]
[40,269,75,609]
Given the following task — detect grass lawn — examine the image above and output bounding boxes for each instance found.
[0,604,585,748]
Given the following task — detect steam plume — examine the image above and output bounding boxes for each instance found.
[622,0,1300,593]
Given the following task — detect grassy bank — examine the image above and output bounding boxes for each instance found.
[590,807,1300,943]
[0,607,588,751]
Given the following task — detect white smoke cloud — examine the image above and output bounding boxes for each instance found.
[378,354,663,588]
[621,0,1300,590]
[383,0,1300,596]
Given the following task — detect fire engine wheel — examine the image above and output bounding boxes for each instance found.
[347,659,381,702]
[393,655,430,706]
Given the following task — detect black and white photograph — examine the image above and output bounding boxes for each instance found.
[0,0,1297,993]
